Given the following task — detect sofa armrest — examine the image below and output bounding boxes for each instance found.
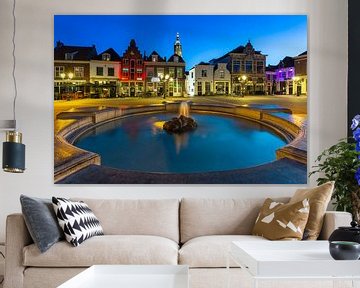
[4,214,33,288]
[318,211,352,240]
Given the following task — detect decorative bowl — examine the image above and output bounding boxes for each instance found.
[329,241,360,260]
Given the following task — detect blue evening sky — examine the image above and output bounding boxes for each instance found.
[54,15,307,70]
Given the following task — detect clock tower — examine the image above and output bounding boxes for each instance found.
[174,32,182,57]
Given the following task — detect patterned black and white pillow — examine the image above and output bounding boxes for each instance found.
[52,197,104,247]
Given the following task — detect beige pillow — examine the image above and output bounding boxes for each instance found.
[252,198,310,240]
[289,181,334,240]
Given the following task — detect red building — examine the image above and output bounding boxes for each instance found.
[119,39,145,97]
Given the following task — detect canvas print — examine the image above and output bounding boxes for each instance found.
[54,15,307,184]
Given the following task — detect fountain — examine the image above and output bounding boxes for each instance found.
[163,102,197,134]
[179,102,190,117]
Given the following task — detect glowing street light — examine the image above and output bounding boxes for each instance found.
[160,73,173,99]
[292,76,300,96]
[238,75,248,97]
[60,72,75,100]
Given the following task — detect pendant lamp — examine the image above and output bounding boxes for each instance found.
[1,0,26,173]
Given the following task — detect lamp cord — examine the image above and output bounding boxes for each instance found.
[11,0,18,129]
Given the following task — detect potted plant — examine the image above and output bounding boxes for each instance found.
[310,115,360,222]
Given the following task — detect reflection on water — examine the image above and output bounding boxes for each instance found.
[174,133,189,154]
[152,121,189,154]
[75,113,287,173]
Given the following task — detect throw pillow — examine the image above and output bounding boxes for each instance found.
[20,195,64,253]
[289,181,334,240]
[252,198,310,240]
[52,197,104,247]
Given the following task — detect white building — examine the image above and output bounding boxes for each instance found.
[187,69,195,96]
[213,63,231,95]
[90,48,121,97]
[188,62,214,96]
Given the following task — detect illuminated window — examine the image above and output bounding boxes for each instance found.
[177,67,183,78]
[219,70,225,78]
[74,67,84,78]
[102,53,111,61]
[108,67,115,76]
[96,67,104,76]
[197,82,202,94]
[54,66,64,78]
[152,55,158,62]
[122,68,129,77]
[169,68,175,78]
[157,67,164,78]
[201,70,207,77]
[205,82,211,94]
[136,68,143,78]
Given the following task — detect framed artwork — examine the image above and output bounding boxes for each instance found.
[54,15,307,184]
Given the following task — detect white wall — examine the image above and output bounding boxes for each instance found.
[0,0,348,242]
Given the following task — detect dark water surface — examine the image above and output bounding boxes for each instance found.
[74,113,287,173]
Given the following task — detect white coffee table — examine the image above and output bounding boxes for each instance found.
[228,241,360,288]
[58,265,189,288]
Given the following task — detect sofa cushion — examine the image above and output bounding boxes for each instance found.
[290,181,334,240]
[23,235,178,267]
[180,198,288,243]
[20,195,64,253]
[72,199,179,243]
[179,235,267,268]
[252,198,310,240]
[52,197,104,247]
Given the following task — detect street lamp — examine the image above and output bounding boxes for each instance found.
[60,72,74,100]
[68,72,74,93]
[159,74,173,99]
[238,75,247,97]
[292,76,300,96]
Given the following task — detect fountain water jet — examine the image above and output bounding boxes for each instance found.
[179,102,190,117]
[163,102,197,134]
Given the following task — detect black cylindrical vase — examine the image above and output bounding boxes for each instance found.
[2,131,25,173]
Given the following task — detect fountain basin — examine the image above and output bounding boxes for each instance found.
[54,102,306,182]
[74,112,287,173]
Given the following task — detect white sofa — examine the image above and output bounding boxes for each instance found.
[4,198,352,288]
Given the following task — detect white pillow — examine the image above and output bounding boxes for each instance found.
[52,197,103,247]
